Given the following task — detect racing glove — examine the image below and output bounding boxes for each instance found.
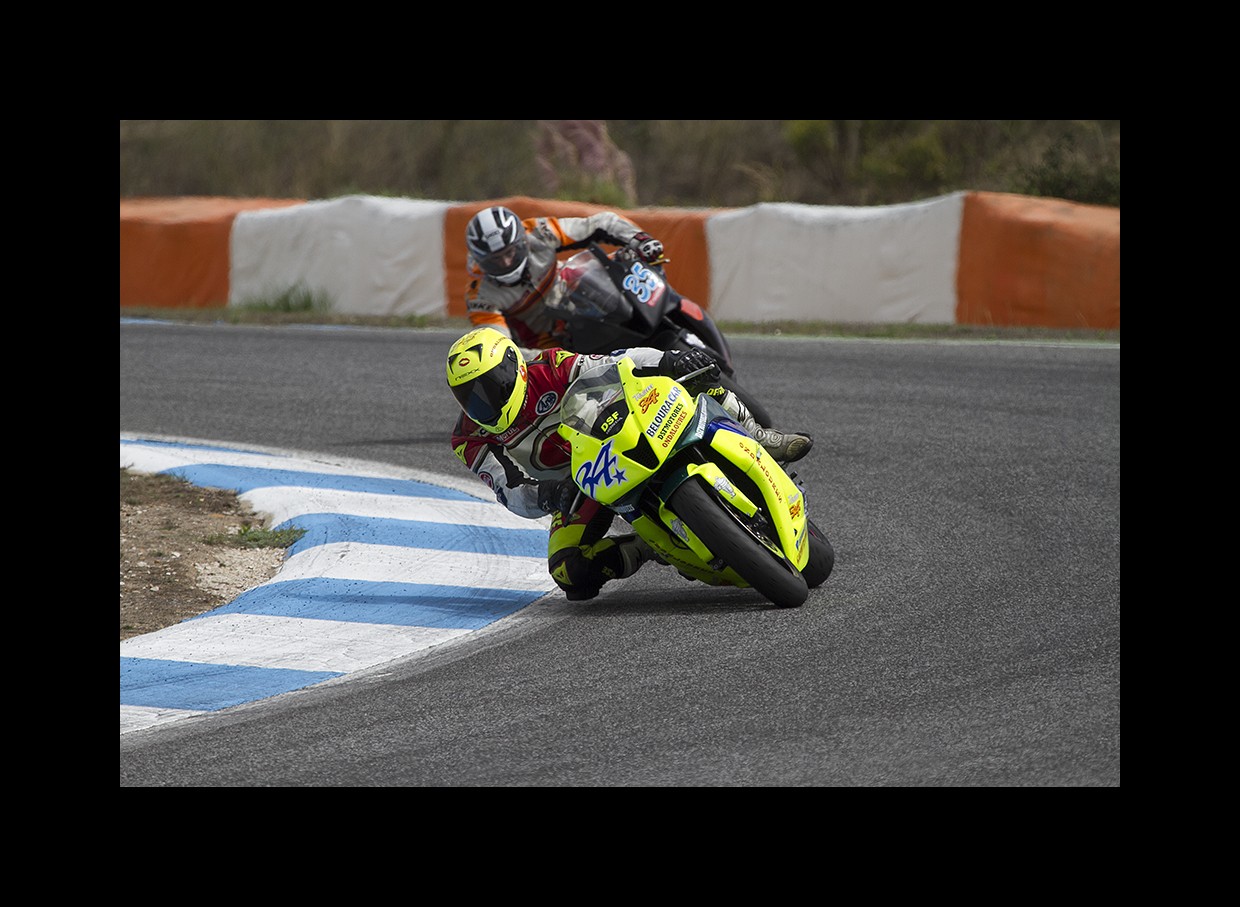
[537,476,579,516]
[628,232,664,263]
[660,348,721,392]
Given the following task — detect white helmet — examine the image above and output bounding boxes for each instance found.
[465,206,529,285]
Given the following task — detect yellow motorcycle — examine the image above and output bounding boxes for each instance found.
[557,356,833,608]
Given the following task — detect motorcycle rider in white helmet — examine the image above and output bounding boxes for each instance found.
[464,204,665,357]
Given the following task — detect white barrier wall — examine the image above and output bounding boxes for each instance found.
[705,193,964,324]
[230,195,451,316]
[227,193,966,323]
[123,192,1117,328]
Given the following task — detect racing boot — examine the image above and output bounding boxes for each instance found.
[722,391,814,464]
[616,534,658,577]
[750,427,814,464]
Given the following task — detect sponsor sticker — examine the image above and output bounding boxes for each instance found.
[645,386,682,437]
[535,391,558,415]
[660,408,688,447]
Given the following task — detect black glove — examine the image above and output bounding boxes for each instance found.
[628,232,664,263]
[537,477,579,516]
[661,348,720,391]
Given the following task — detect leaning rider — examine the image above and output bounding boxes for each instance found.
[463,204,673,357]
[445,327,813,601]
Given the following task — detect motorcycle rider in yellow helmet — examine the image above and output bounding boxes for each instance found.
[447,327,812,601]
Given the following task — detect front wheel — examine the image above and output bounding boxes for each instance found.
[669,478,808,608]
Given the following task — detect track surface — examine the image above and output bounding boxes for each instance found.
[119,322,1120,786]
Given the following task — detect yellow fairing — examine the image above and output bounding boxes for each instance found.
[689,429,810,572]
[565,374,692,507]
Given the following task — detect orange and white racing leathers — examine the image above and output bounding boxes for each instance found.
[464,211,645,356]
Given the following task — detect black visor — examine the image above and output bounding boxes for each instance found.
[476,239,529,279]
[452,347,520,427]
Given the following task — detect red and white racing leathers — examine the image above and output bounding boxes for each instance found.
[450,346,666,519]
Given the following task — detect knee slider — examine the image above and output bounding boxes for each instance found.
[549,547,601,593]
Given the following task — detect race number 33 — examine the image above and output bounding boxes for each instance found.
[623,263,659,306]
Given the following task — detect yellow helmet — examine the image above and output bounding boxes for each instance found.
[446,328,528,433]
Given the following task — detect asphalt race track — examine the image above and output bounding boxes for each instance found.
[119,320,1120,786]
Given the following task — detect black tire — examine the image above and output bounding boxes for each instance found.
[801,519,835,588]
[669,477,808,608]
[719,373,774,428]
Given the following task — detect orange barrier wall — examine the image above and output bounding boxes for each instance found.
[121,194,1120,328]
[442,196,717,318]
[120,197,304,308]
[956,192,1119,329]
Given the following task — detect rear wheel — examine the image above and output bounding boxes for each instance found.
[801,519,835,588]
[669,478,808,608]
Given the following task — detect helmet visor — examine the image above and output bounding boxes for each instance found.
[452,347,520,428]
[475,239,528,281]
